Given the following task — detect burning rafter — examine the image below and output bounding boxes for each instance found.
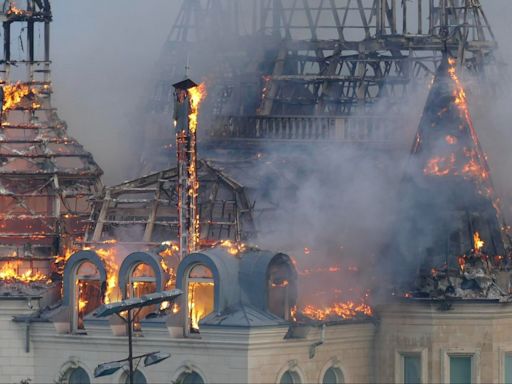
[0,0,102,286]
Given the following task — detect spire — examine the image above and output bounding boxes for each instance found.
[392,55,506,289]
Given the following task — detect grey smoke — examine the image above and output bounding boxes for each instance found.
[46,1,512,303]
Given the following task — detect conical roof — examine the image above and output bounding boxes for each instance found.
[393,55,505,282]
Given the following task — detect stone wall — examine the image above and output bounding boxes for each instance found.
[1,317,374,383]
[375,300,512,383]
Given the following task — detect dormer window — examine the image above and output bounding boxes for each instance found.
[73,261,103,332]
[128,263,157,298]
[268,256,296,320]
[128,263,157,330]
[187,264,214,334]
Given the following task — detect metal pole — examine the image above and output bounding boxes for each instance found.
[127,309,134,384]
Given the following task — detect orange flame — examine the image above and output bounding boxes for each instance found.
[0,260,49,283]
[188,281,214,331]
[187,83,207,134]
[218,239,246,256]
[473,232,484,252]
[424,154,455,176]
[300,300,373,321]
[2,83,39,111]
[6,2,24,16]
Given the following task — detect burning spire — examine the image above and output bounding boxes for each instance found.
[173,79,207,259]
[392,55,507,293]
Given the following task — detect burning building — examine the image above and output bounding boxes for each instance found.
[0,0,102,294]
[3,1,512,384]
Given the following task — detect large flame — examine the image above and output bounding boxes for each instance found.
[84,241,120,304]
[187,83,207,134]
[0,260,49,283]
[2,83,40,111]
[159,241,180,289]
[186,83,207,253]
[188,281,214,331]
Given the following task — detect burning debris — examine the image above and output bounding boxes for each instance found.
[392,55,510,300]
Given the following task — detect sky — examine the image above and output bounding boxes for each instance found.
[51,0,178,183]
[47,0,512,184]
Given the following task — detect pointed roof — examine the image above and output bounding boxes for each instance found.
[393,56,506,280]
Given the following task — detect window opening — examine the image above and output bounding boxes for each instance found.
[449,355,472,384]
[505,353,512,384]
[280,370,301,384]
[323,367,344,384]
[68,367,90,384]
[268,260,294,320]
[187,264,214,334]
[177,371,205,384]
[74,261,102,331]
[123,369,147,384]
[403,354,421,384]
[127,263,157,331]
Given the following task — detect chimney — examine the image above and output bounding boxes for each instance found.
[173,78,200,259]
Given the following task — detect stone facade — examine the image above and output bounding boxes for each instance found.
[0,299,374,384]
[375,300,512,384]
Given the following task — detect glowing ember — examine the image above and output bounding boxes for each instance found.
[424,154,455,176]
[445,135,457,145]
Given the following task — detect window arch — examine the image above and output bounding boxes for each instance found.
[73,261,103,331]
[186,264,214,334]
[63,251,107,332]
[279,370,301,384]
[267,256,296,320]
[68,367,90,384]
[121,369,147,384]
[322,367,344,384]
[177,371,205,384]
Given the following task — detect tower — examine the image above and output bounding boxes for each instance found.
[392,54,506,294]
[0,1,102,273]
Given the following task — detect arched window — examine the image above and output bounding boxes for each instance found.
[177,371,205,384]
[122,370,147,384]
[279,370,301,384]
[68,367,90,384]
[323,367,344,384]
[268,257,296,320]
[187,264,214,334]
[73,261,103,331]
[128,263,157,330]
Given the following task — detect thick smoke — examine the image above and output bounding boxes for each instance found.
[48,1,512,305]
